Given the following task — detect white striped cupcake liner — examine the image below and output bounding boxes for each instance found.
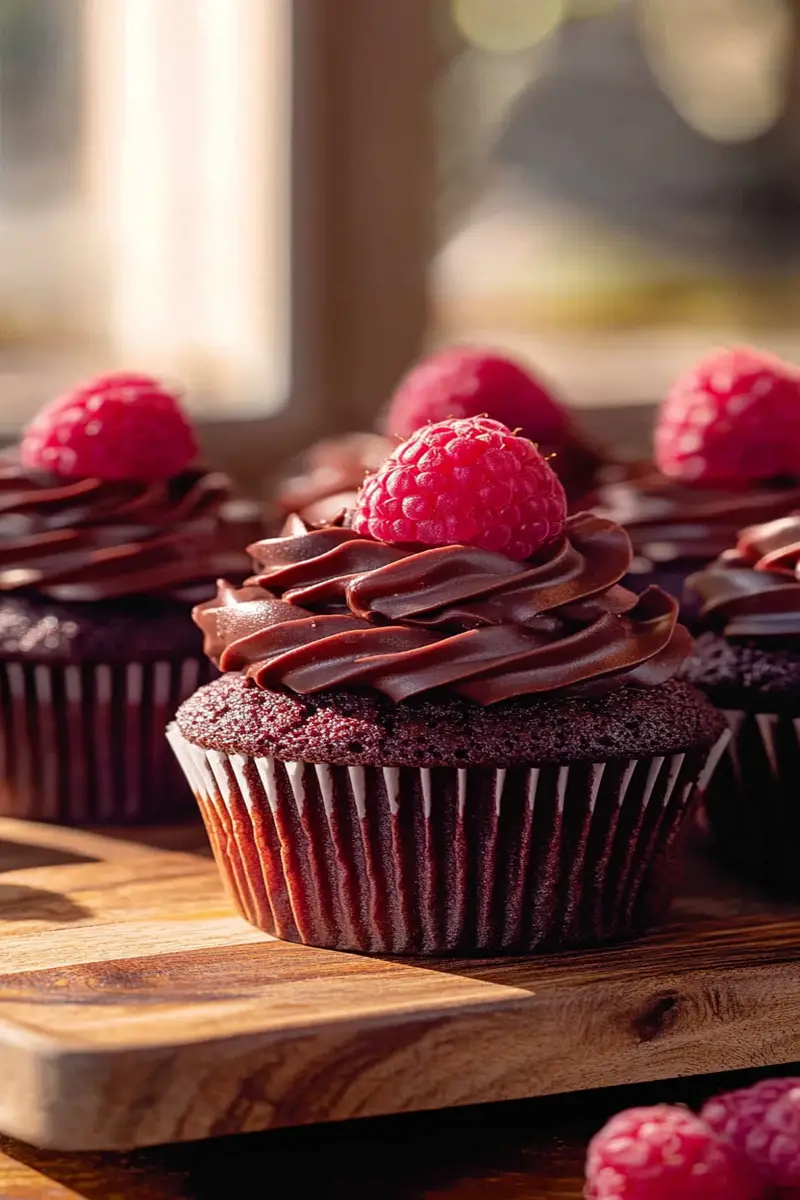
[167,726,727,955]
[0,658,213,824]
[703,707,800,894]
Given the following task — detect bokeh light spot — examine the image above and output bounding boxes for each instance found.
[452,0,565,53]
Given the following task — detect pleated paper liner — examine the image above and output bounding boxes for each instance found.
[168,726,729,956]
[703,707,800,896]
[0,658,214,824]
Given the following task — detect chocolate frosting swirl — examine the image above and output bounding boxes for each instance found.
[195,511,690,704]
[689,513,800,637]
[0,454,253,602]
[598,468,800,567]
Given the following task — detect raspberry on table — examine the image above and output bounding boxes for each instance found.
[383,346,570,446]
[655,345,800,485]
[585,1104,759,1200]
[702,1078,800,1191]
[20,371,199,482]
[353,415,567,561]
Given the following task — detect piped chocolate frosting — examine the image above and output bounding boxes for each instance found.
[599,470,800,567]
[195,511,690,705]
[0,455,249,602]
[689,513,800,637]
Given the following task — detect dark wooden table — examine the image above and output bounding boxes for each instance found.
[1,1064,797,1198]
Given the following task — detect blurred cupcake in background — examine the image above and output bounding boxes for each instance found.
[598,346,800,617]
[684,514,800,896]
[0,371,261,825]
[272,346,610,526]
[274,431,394,528]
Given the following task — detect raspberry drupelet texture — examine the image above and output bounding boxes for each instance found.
[655,345,800,485]
[353,415,567,561]
[20,371,198,481]
[383,346,569,445]
[585,1105,758,1200]
[702,1078,800,1191]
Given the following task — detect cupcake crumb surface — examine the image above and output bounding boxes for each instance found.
[684,631,800,711]
[176,672,725,767]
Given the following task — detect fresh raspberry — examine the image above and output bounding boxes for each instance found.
[353,416,566,560]
[655,346,800,485]
[585,1105,758,1200]
[383,347,570,446]
[20,372,198,481]
[702,1077,800,1191]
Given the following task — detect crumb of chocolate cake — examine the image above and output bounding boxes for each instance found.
[176,673,726,766]
[0,595,204,662]
[683,632,800,712]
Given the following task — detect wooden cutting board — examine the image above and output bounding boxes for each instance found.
[0,816,799,1152]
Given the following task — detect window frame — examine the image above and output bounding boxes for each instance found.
[198,0,435,492]
[0,0,436,498]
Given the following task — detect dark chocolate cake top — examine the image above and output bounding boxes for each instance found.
[176,672,725,765]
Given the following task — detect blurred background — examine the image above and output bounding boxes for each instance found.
[2,0,800,483]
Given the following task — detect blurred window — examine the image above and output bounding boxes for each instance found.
[0,0,432,476]
[431,0,800,408]
[3,0,799,448]
[0,0,292,432]
[0,0,81,203]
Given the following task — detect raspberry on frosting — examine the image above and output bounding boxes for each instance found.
[383,347,570,445]
[20,372,198,482]
[585,1105,758,1200]
[353,415,567,561]
[655,346,800,485]
[702,1078,800,1191]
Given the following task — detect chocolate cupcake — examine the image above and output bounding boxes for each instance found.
[170,416,725,955]
[685,514,800,895]
[598,347,800,617]
[273,346,609,526]
[0,372,258,824]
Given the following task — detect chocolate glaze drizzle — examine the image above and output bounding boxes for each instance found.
[195,511,690,704]
[689,513,800,637]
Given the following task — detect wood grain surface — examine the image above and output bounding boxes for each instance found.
[1,1066,799,1199]
[0,817,799,1153]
